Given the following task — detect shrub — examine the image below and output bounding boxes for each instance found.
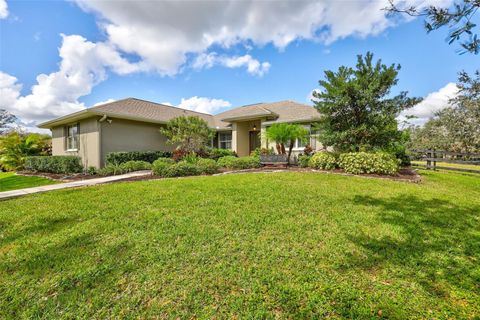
[338,152,399,175]
[120,160,152,173]
[309,152,337,170]
[217,156,261,170]
[105,151,171,165]
[98,164,124,176]
[24,156,83,174]
[87,166,97,175]
[196,158,218,174]
[163,162,200,178]
[250,147,274,157]
[207,148,237,160]
[152,158,175,176]
[183,152,200,164]
[297,154,311,168]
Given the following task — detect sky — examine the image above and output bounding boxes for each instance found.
[0,0,478,132]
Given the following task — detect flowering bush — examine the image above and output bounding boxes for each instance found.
[338,152,399,175]
[297,154,311,168]
[309,152,337,170]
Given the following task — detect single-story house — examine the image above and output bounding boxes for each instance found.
[38,98,323,168]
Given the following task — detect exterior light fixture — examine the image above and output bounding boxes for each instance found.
[253,124,257,131]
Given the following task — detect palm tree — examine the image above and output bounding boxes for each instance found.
[265,123,309,164]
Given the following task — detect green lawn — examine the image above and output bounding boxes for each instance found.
[0,172,57,192]
[0,171,479,318]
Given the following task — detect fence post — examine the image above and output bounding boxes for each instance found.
[433,149,437,171]
[426,150,431,170]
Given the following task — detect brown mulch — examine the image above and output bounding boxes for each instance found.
[17,167,422,184]
[17,171,103,182]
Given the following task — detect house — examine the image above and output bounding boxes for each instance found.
[38,98,323,168]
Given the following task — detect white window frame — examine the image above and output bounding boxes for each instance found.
[218,132,232,150]
[66,123,79,151]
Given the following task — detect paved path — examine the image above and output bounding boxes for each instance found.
[0,171,152,200]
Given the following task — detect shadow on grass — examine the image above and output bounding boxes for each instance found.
[349,195,480,297]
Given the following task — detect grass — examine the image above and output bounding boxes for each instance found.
[412,160,480,172]
[0,172,57,192]
[0,170,479,319]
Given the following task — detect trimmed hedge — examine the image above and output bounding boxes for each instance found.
[98,160,152,176]
[338,152,399,175]
[24,156,83,174]
[153,158,218,177]
[105,151,171,165]
[163,162,200,178]
[152,158,175,176]
[217,156,261,170]
[309,152,337,170]
[196,158,218,174]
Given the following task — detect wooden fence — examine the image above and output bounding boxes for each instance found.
[409,149,480,174]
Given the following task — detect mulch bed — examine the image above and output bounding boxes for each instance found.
[17,167,422,184]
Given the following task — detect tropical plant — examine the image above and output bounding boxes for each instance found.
[265,123,309,164]
[0,131,51,171]
[160,116,214,154]
[312,52,421,153]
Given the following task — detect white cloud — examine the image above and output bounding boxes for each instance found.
[93,98,115,106]
[193,53,270,76]
[76,0,450,76]
[0,0,8,19]
[0,34,143,125]
[177,96,232,114]
[400,82,459,126]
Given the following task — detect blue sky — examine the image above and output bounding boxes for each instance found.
[0,0,478,130]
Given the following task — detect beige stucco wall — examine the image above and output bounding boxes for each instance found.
[51,117,101,168]
[100,118,172,166]
[231,120,261,157]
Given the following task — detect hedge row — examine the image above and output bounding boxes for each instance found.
[216,156,261,170]
[298,151,400,175]
[24,156,83,174]
[152,158,218,177]
[105,151,172,165]
[98,160,152,176]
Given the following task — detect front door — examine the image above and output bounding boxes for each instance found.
[249,131,260,153]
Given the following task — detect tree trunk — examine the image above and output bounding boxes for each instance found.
[287,140,294,165]
[276,143,282,154]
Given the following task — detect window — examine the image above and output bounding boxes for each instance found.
[66,124,79,151]
[219,132,232,149]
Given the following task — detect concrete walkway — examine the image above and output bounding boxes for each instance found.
[0,170,152,200]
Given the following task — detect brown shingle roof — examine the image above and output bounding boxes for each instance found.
[91,98,216,127]
[38,98,320,129]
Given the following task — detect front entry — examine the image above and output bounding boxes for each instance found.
[249,131,261,153]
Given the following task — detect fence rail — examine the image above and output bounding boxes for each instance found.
[409,149,480,174]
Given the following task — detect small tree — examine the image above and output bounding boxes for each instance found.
[266,123,309,164]
[312,52,421,153]
[160,116,214,154]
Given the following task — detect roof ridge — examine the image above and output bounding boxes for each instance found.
[92,97,215,117]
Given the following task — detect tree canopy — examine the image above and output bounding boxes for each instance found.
[386,0,479,54]
[0,131,51,171]
[408,70,480,153]
[160,116,214,153]
[312,52,420,153]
